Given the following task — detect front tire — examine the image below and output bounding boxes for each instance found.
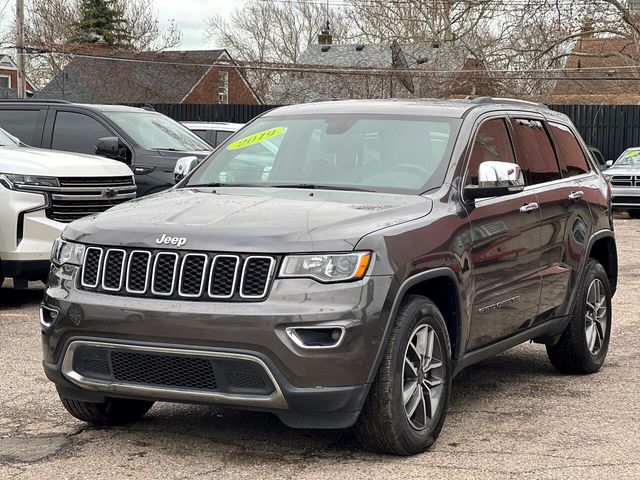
[353,295,452,455]
[59,394,154,426]
[546,259,612,374]
[628,209,640,219]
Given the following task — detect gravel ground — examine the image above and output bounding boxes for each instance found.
[1,219,639,479]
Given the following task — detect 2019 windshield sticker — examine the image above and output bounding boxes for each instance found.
[227,127,286,150]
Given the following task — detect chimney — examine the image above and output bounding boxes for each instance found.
[318,21,332,45]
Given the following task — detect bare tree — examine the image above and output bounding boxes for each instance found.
[205,0,353,100]
[23,0,183,87]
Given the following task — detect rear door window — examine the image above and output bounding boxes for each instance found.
[548,122,591,176]
[216,130,233,146]
[51,111,113,154]
[466,118,517,186]
[0,109,41,145]
[512,118,562,184]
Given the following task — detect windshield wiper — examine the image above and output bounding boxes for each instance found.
[268,184,375,192]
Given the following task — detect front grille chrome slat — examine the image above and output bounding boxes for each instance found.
[178,254,208,298]
[239,256,276,299]
[209,255,240,299]
[125,251,152,294]
[151,252,179,296]
[80,247,275,301]
[101,249,127,292]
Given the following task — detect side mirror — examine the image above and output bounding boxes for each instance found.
[174,156,199,183]
[464,161,525,200]
[96,137,123,160]
[605,160,614,168]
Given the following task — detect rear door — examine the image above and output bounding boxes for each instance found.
[462,116,542,350]
[510,115,589,322]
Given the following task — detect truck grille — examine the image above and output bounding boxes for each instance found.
[81,247,276,301]
[610,175,640,187]
[43,176,136,223]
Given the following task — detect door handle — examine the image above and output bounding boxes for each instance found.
[568,190,584,200]
[519,202,539,213]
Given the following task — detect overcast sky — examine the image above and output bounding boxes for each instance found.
[1,0,245,51]
[154,0,245,50]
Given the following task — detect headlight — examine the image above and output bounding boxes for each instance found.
[51,238,85,266]
[0,173,59,190]
[280,252,371,283]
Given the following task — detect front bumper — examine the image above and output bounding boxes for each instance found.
[610,186,640,208]
[41,264,393,428]
[0,186,64,277]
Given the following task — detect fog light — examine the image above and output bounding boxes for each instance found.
[286,326,345,349]
[40,306,60,328]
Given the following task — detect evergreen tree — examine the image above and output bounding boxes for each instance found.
[73,0,131,49]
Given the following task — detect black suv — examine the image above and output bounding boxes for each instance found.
[41,98,617,455]
[0,100,212,196]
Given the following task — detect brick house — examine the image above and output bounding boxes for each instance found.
[36,50,262,104]
[0,54,36,98]
[548,36,640,104]
[270,27,495,104]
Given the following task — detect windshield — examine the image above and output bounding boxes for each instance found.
[614,150,640,167]
[105,112,211,151]
[185,114,460,194]
[0,127,19,147]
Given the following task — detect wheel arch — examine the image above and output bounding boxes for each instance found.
[586,230,618,295]
[366,268,463,384]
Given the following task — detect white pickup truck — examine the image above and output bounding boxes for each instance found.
[0,127,136,288]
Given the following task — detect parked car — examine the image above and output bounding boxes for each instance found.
[587,145,606,168]
[602,147,640,217]
[42,98,617,455]
[0,100,212,197]
[0,126,135,288]
[182,122,244,148]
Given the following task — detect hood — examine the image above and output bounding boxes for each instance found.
[603,166,640,176]
[64,187,432,253]
[0,146,134,177]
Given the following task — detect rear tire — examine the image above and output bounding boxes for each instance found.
[628,209,640,219]
[59,395,154,425]
[546,259,612,374]
[353,295,452,455]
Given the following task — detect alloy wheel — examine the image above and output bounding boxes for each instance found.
[585,278,608,355]
[402,324,445,430]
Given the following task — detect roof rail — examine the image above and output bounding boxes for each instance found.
[0,99,72,104]
[468,96,548,109]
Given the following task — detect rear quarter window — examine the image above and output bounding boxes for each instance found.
[548,122,591,176]
[0,109,41,145]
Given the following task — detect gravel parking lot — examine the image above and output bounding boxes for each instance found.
[1,218,639,480]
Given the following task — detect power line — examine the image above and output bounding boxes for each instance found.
[20,48,640,77]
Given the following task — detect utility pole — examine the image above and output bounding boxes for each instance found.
[16,0,26,98]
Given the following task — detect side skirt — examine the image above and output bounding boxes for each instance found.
[453,315,570,376]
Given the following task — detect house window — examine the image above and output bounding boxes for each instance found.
[0,75,10,89]
[218,71,229,104]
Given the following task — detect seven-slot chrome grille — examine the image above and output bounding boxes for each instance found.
[80,246,276,301]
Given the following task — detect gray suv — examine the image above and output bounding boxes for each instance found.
[41,98,618,455]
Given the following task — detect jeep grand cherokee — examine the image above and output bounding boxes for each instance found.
[41,98,617,455]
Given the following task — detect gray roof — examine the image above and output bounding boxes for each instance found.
[270,41,475,104]
[36,50,227,104]
[298,42,468,70]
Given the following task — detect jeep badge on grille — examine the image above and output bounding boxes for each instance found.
[155,234,187,247]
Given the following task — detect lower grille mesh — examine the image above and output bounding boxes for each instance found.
[111,351,218,390]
